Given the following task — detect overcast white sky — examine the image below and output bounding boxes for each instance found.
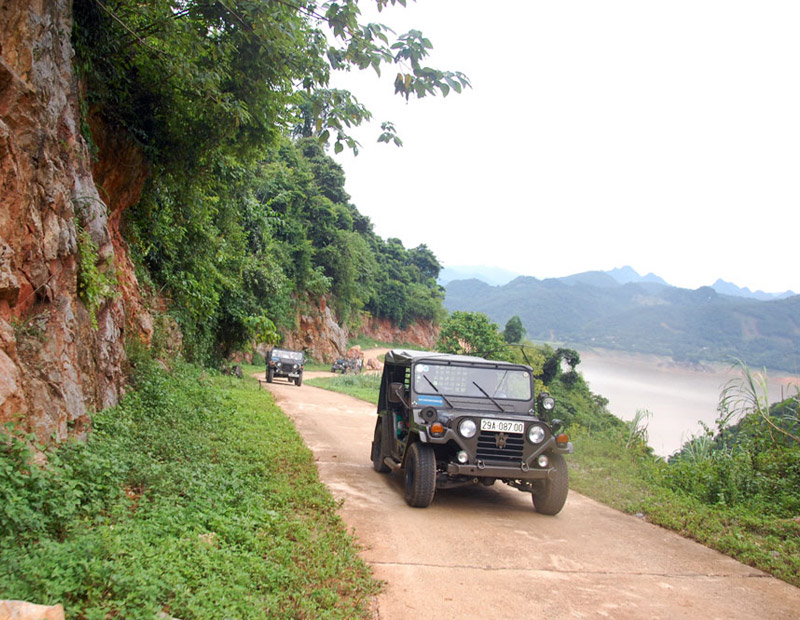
[331,1,800,294]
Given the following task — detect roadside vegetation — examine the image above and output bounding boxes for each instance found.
[307,374,381,405]
[0,354,379,619]
[567,370,800,587]
[313,316,800,588]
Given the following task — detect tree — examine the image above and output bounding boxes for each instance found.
[437,311,505,358]
[503,316,525,344]
[541,347,581,385]
[73,0,471,163]
[408,244,442,281]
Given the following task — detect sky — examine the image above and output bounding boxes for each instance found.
[330,1,800,294]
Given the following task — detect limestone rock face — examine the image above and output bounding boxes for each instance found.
[0,1,149,442]
[359,316,439,351]
[281,304,349,361]
[278,307,440,362]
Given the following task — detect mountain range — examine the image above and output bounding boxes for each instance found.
[439,265,796,301]
[442,266,800,373]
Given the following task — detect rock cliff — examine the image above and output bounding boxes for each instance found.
[278,303,439,362]
[358,315,438,351]
[0,1,149,442]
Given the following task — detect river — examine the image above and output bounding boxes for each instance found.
[577,350,800,457]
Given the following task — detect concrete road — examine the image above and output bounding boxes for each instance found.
[262,374,800,620]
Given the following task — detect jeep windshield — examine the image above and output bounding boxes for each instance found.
[413,362,532,401]
[273,350,303,361]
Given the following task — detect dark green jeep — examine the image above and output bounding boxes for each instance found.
[266,348,305,386]
[370,349,573,514]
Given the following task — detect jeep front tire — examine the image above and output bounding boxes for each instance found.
[404,442,436,508]
[531,452,569,515]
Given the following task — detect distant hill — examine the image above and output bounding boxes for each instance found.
[443,270,800,373]
[606,266,671,287]
[710,279,795,301]
[438,265,521,286]
[443,265,795,301]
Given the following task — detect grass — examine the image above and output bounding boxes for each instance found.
[309,375,800,588]
[305,360,334,372]
[0,358,379,619]
[306,374,381,406]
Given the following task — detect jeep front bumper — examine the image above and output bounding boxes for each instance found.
[443,438,573,481]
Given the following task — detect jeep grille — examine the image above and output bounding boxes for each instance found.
[476,431,524,463]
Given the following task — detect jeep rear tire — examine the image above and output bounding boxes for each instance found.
[404,442,436,508]
[531,452,569,515]
[371,418,391,473]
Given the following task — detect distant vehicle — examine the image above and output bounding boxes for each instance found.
[370,349,573,514]
[266,348,305,386]
[330,357,362,374]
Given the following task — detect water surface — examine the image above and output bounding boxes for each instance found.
[577,350,800,457]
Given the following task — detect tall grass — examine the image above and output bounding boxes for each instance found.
[626,408,652,449]
[719,358,800,444]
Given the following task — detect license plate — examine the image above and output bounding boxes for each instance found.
[480,419,524,434]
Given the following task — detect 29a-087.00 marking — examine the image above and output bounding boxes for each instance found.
[480,419,524,434]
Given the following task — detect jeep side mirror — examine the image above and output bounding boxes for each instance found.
[388,382,405,404]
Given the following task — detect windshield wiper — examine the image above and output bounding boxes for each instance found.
[472,381,505,411]
[422,375,453,408]
[493,370,510,397]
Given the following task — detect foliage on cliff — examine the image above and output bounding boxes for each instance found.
[71,0,463,361]
[126,136,445,360]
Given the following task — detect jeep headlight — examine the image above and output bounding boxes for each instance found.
[527,424,546,444]
[458,418,477,439]
[538,392,555,412]
[537,454,549,468]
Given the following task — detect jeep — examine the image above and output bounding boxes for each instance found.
[331,357,363,374]
[370,349,573,514]
[266,348,305,386]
